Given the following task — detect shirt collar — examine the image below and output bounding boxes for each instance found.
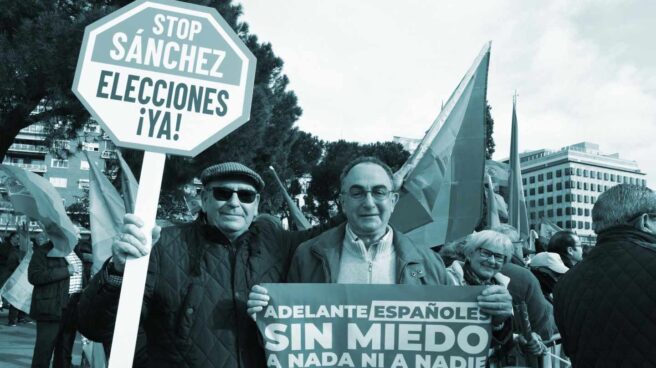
[344,224,394,261]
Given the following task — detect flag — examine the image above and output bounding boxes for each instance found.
[485,160,510,188]
[116,150,138,213]
[86,153,126,275]
[389,42,491,248]
[269,166,311,230]
[0,164,78,257]
[539,217,562,240]
[0,247,34,313]
[485,174,501,229]
[508,97,530,239]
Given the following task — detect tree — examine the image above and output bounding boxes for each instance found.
[485,101,495,159]
[306,140,410,222]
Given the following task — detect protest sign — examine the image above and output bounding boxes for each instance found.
[72,0,255,366]
[256,284,492,368]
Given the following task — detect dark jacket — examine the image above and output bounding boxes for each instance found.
[501,263,556,340]
[287,223,449,285]
[27,242,74,321]
[78,215,334,368]
[553,226,656,368]
[0,242,20,286]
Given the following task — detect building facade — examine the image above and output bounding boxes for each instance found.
[517,142,647,238]
[1,121,116,229]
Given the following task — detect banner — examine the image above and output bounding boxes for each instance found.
[255,284,492,368]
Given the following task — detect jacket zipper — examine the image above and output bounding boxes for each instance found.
[368,261,373,283]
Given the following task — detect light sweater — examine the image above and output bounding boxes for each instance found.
[336,224,396,284]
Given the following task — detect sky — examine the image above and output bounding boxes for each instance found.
[238,0,656,186]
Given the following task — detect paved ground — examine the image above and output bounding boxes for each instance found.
[0,308,83,368]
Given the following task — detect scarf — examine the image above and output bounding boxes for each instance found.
[462,261,499,286]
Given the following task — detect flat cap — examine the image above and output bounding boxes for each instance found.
[200,162,265,191]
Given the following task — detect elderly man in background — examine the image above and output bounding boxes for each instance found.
[248,157,514,341]
[554,184,656,367]
[78,162,339,368]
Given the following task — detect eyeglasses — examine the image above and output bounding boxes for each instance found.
[477,248,506,263]
[211,187,258,204]
[342,185,393,201]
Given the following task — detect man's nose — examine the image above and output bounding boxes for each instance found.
[226,192,241,206]
[361,192,376,206]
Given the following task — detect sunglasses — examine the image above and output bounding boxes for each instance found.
[211,187,258,203]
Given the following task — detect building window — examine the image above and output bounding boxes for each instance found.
[82,142,100,152]
[585,208,590,216]
[577,194,583,202]
[557,221,564,228]
[538,186,544,194]
[530,188,536,195]
[530,176,536,184]
[547,209,554,217]
[530,200,536,207]
[547,172,553,180]
[565,181,571,189]
[564,168,571,176]
[522,178,526,186]
[578,221,584,229]
[576,168,582,176]
[557,208,563,216]
[557,195,563,203]
[604,185,609,191]
[547,197,554,205]
[585,222,591,230]
[590,170,595,178]
[538,198,545,206]
[642,179,647,187]
[577,208,583,216]
[49,177,67,188]
[583,169,588,178]
[53,140,70,150]
[51,159,69,168]
[598,185,603,193]
[623,176,629,184]
[591,196,596,204]
[577,182,582,189]
[524,190,527,197]
[80,160,90,170]
[566,220,572,229]
[530,212,536,220]
[547,184,553,192]
[604,173,609,180]
[572,221,577,229]
[565,194,572,202]
[565,207,572,215]
[78,179,90,190]
[583,182,588,190]
[538,174,544,181]
[556,182,562,190]
[630,177,635,185]
[610,174,616,182]
[591,183,596,191]
[556,170,562,178]
[584,196,589,203]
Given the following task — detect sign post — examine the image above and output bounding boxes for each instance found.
[72,0,255,366]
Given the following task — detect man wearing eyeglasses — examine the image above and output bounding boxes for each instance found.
[554,184,656,367]
[77,162,339,368]
[248,157,513,336]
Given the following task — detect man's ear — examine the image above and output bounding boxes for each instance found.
[636,213,655,234]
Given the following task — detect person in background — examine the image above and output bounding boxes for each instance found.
[28,232,86,368]
[1,232,21,325]
[547,230,583,269]
[528,252,568,303]
[554,184,656,367]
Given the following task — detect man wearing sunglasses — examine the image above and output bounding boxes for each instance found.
[78,162,339,368]
[554,184,656,367]
[248,157,513,340]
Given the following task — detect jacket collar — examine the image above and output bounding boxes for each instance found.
[309,223,425,282]
[596,225,656,251]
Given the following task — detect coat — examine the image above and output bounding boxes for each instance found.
[0,242,20,287]
[287,223,449,285]
[27,242,78,321]
[78,215,335,368]
[553,226,656,367]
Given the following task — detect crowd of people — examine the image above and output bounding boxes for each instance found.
[1,158,655,367]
